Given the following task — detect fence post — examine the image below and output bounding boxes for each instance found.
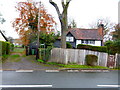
[114,53,117,68]
[105,53,108,67]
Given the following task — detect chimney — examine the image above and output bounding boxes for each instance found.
[98,24,104,36]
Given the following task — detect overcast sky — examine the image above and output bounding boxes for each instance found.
[0,0,119,38]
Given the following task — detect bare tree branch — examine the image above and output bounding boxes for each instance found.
[62,0,71,15]
[61,0,65,8]
[49,0,62,20]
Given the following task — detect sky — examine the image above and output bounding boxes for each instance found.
[0,0,119,39]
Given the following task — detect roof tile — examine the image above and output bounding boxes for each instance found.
[68,28,103,40]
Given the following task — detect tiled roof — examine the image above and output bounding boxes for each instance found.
[68,28,103,40]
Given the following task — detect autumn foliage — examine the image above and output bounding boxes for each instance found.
[13,2,56,46]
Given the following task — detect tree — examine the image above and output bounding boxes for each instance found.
[13,1,56,46]
[49,0,72,48]
[111,24,120,40]
[0,12,5,24]
[89,18,115,41]
[39,32,60,47]
[68,18,77,28]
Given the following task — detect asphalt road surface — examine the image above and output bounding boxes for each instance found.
[0,70,119,89]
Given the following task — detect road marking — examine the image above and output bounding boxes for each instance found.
[102,70,110,72]
[45,70,59,72]
[67,70,79,72]
[0,85,52,88]
[97,85,120,87]
[81,70,109,72]
[16,70,33,73]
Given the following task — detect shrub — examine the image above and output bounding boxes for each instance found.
[66,42,72,48]
[39,46,52,61]
[6,42,10,54]
[77,44,107,53]
[0,41,11,55]
[104,40,120,55]
[2,41,7,55]
[85,54,98,66]
[10,44,14,51]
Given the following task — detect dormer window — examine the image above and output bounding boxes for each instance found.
[66,37,74,42]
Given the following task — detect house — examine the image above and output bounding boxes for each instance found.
[0,30,8,41]
[54,24,104,48]
[12,39,22,46]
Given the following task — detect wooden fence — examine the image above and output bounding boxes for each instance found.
[115,54,120,68]
[49,48,108,67]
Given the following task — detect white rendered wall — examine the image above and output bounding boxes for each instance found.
[76,40,81,47]
[95,41,101,46]
[76,40,102,47]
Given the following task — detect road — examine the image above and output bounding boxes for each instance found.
[0,70,119,89]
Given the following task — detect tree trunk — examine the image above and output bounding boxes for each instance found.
[61,10,68,48]
[61,26,67,48]
[49,0,71,48]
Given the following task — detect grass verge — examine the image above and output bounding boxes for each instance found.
[37,59,109,69]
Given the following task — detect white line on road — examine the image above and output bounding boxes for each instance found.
[0,85,52,88]
[45,70,59,72]
[67,70,79,72]
[97,85,120,87]
[16,70,33,73]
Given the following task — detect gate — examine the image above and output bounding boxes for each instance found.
[39,46,52,61]
[107,55,115,68]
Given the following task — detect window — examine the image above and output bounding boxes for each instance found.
[66,37,74,42]
[82,40,88,44]
[82,40,95,44]
[88,40,95,44]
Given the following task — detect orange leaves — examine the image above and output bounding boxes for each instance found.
[13,1,56,46]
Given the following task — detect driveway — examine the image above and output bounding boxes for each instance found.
[2,55,59,70]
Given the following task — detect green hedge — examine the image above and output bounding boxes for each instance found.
[0,41,13,55]
[77,44,107,53]
[66,42,72,48]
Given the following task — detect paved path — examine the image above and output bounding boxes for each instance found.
[2,55,59,70]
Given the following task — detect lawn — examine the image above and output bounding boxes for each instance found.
[12,48,25,53]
